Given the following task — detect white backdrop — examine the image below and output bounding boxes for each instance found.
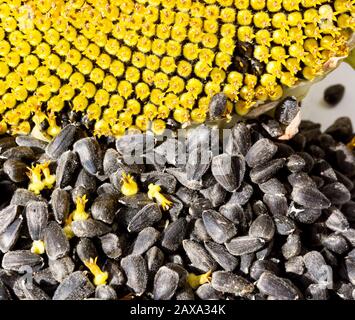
[302,63,355,129]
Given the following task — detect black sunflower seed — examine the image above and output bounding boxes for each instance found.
[211,271,254,296]
[153,266,179,300]
[120,255,148,296]
[225,236,265,256]
[245,138,278,168]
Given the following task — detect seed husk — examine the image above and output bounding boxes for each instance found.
[196,283,223,300]
[53,271,95,300]
[285,256,305,275]
[91,193,119,224]
[211,271,254,296]
[161,218,187,252]
[71,219,111,238]
[46,124,79,160]
[2,250,44,272]
[146,246,165,275]
[250,260,280,281]
[303,251,331,285]
[292,186,331,209]
[131,227,160,256]
[225,236,265,256]
[325,208,350,233]
[55,151,80,189]
[10,188,41,207]
[100,233,122,259]
[140,172,177,194]
[120,255,148,296]
[324,84,345,106]
[211,153,245,192]
[273,215,296,236]
[225,122,251,156]
[44,222,70,260]
[204,241,239,272]
[321,182,351,205]
[153,266,179,300]
[250,158,285,184]
[0,205,21,234]
[227,182,254,206]
[263,194,288,216]
[321,233,349,255]
[274,97,300,126]
[49,256,75,283]
[95,285,118,300]
[182,240,217,273]
[0,216,23,253]
[127,203,162,233]
[26,201,48,241]
[259,178,286,195]
[3,159,28,183]
[50,188,70,225]
[249,214,275,242]
[282,234,302,260]
[73,137,104,176]
[245,138,278,168]
[209,93,227,120]
[257,271,300,300]
[202,210,237,244]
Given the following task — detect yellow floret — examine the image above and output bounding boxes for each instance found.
[187,270,212,289]
[121,172,139,196]
[72,195,90,221]
[148,183,172,210]
[84,257,109,286]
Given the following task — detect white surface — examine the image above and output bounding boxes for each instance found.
[302,63,355,129]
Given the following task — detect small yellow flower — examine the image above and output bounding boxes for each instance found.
[31,240,45,255]
[121,172,139,196]
[187,270,212,289]
[148,183,172,211]
[84,257,109,286]
[72,195,90,221]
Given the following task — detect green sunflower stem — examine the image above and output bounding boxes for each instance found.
[345,49,355,70]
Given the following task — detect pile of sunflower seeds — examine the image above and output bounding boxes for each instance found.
[0,98,355,300]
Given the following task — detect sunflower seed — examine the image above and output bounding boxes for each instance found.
[249,214,275,241]
[46,124,79,159]
[100,233,122,259]
[153,266,179,300]
[186,147,211,181]
[53,271,95,300]
[303,251,330,284]
[334,170,353,192]
[95,285,117,300]
[306,284,329,300]
[75,168,97,193]
[227,182,254,206]
[202,210,237,244]
[73,137,103,176]
[250,260,279,281]
[287,202,322,224]
[225,122,251,156]
[91,193,119,224]
[132,227,160,255]
[182,240,217,273]
[3,159,28,183]
[286,154,306,173]
[44,222,70,260]
[257,271,300,300]
[263,194,288,216]
[26,201,48,242]
[325,208,349,232]
[192,218,211,242]
[145,246,165,275]
[103,149,121,176]
[116,133,154,157]
[211,271,254,296]
[0,216,23,253]
[166,168,203,190]
[103,260,126,288]
[200,179,227,207]
[140,172,177,194]
[285,256,304,275]
[176,287,195,300]
[71,219,111,238]
[333,143,355,176]
[274,215,296,235]
[119,193,151,209]
[211,153,245,192]
[0,279,10,300]
[50,189,70,225]
[321,182,351,205]
[250,158,285,184]
[259,179,286,195]
[196,283,223,300]
[282,234,301,260]
[345,257,355,285]
[120,255,148,296]
[313,160,338,182]
[204,241,239,271]
[225,236,265,256]
[10,188,41,207]
[49,256,75,283]
[219,203,244,224]
[2,250,44,272]
[325,117,352,142]
[128,203,162,233]
[292,186,331,209]
[16,136,47,151]
[240,253,255,274]
[274,97,300,126]
[15,278,51,300]
[161,218,187,252]
[245,139,277,168]
[0,205,21,234]
[176,187,200,206]
[209,93,227,119]
[55,151,80,188]
[321,233,349,255]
